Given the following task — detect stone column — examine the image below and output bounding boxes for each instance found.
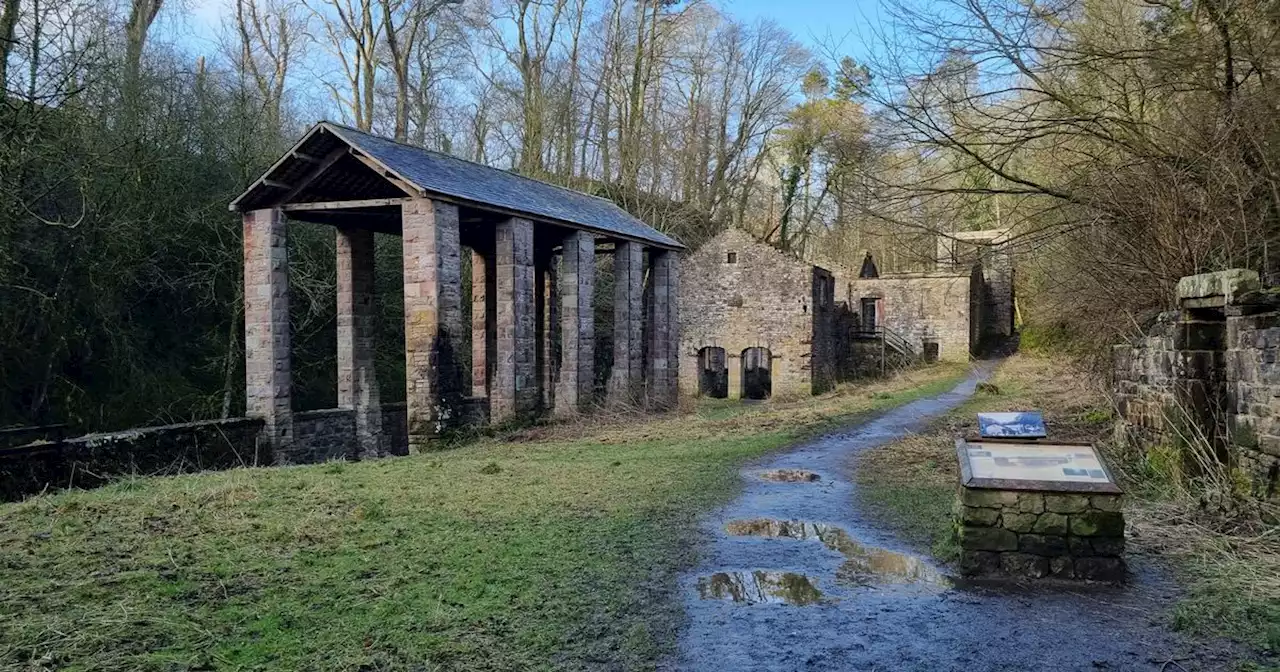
[555,231,596,416]
[337,226,382,460]
[539,252,559,412]
[243,207,293,463]
[492,217,537,422]
[727,351,743,400]
[609,241,644,406]
[402,197,463,450]
[471,248,495,399]
[647,249,680,409]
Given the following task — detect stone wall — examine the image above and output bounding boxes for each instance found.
[1112,270,1280,500]
[293,409,356,462]
[840,274,973,362]
[0,402,421,501]
[938,229,1015,342]
[1111,312,1177,439]
[679,228,823,398]
[958,488,1126,581]
[1229,309,1280,497]
[0,417,268,501]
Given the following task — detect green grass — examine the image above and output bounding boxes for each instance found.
[0,365,967,671]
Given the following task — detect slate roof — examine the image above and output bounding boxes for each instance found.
[231,121,684,250]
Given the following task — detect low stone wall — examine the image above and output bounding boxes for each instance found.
[1,424,71,449]
[0,417,268,501]
[293,409,356,462]
[958,488,1126,581]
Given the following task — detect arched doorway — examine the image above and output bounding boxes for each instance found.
[697,347,729,398]
[741,347,772,400]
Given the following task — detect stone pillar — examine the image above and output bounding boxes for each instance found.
[337,226,382,459]
[243,208,293,463]
[647,249,680,409]
[609,241,644,406]
[402,198,463,450]
[539,252,559,412]
[555,231,596,415]
[727,351,742,400]
[471,248,495,399]
[492,217,537,422]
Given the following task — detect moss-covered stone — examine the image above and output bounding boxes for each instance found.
[961,488,1020,508]
[962,506,1000,527]
[1069,511,1125,537]
[1031,512,1069,535]
[1002,512,1039,533]
[1015,492,1045,514]
[1089,495,1123,512]
[1019,534,1069,556]
[1044,494,1090,514]
[961,526,1018,551]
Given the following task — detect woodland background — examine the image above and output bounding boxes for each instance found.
[1,0,1277,431]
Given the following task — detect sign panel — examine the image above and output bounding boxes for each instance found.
[962,441,1118,491]
[977,411,1047,438]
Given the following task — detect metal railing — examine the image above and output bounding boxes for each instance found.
[851,325,918,376]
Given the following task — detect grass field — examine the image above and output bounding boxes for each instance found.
[0,365,967,672]
[853,354,1280,656]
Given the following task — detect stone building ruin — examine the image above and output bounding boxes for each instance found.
[679,228,1016,400]
[678,229,837,399]
[1113,269,1280,500]
[232,122,684,460]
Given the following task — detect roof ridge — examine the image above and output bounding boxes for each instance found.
[319,120,624,208]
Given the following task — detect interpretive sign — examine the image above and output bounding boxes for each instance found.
[956,439,1121,494]
[977,412,1047,438]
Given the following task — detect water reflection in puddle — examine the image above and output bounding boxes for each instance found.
[724,519,949,587]
[696,571,823,605]
[759,469,821,482]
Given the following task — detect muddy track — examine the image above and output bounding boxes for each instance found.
[668,366,1245,672]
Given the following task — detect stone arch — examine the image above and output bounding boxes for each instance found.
[697,346,729,398]
[741,347,772,400]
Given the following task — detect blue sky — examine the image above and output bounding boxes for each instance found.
[721,0,883,61]
[168,0,882,63]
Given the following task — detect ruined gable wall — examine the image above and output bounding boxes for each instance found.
[845,275,973,362]
[679,229,817,398]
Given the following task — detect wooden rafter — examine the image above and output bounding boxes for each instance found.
[282,197,412,212]
[271,147,350,206]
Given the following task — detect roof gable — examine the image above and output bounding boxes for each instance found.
[230,122,684,250]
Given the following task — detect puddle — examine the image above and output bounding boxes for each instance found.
[724,519,949,587]
[696,571,823,605]
[759,469,820,482]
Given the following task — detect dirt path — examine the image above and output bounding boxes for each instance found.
[669,366,1242,671]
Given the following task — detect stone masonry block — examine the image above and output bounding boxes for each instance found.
[961,488,1020,508]
[555,230,595,416]
[402,198,463,449]
[962,506,1000,527]
[609,241,644,406]
[1044,494,1091,514]
[961,526,1018,551]
[243,208,293,463]
[492,217,537,422]
[1069,510,1125,537]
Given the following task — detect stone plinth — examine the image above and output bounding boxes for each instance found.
[957,488,1126,581]
[955,437,1126,581]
